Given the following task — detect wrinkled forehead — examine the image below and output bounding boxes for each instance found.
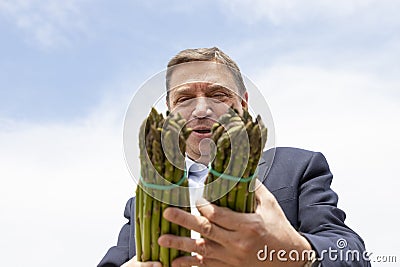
[168,61,239,93]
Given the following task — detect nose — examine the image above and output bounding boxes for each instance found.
[192,97,212,118]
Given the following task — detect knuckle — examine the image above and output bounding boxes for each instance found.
[236,240,250,252]
[199,219,213,236]
[196,238,207,256]
[265,195,275,206]
[207,205,220,222]
[248,216,263,233]
[269,195,279,206]
[175,210,186,224]
[234,239,252,257]
[175,236,185,250]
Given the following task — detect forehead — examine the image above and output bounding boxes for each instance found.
[168,61,238,93]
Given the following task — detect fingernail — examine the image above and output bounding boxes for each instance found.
[164,207,177,218]
[157,236,164,246]
[163,207,172,219]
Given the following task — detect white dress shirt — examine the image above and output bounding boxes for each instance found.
[185,157,208,239]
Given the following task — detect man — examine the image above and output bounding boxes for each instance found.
[99,47,369,266]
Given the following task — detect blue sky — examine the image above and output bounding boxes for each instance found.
[0,1,399,266]
[1,0,398,122]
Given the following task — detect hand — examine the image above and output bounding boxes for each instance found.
[158,181,313,267]
[121,256,162,267]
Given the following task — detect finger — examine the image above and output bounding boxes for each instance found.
[254,179,275,204]
[163,207,232,243]
[254,180,287,219]
[120,256,162,267]
[158,234,222,259]
[196,199,258,230]
[172,255,230,267]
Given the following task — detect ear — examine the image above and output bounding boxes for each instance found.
[241,92,248,109]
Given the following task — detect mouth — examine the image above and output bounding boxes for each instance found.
[192,127,212,137]
[187,118,216,138]
[193,129,211,134]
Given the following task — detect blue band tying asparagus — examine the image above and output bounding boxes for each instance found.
[140,169,187,190]
[208,165,258,182]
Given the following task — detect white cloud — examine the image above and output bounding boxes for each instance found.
[253,64,400,255]
[218,0,399,26]
[0,90,137,265]
[0,0,89,48]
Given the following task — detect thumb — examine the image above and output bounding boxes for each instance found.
[254,179,273,203]
[254,179,280,213]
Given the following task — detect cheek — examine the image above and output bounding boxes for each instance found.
[170,105,192,120]
[212,99,242,116]
[212,103,230,116]
[231,98,244,113]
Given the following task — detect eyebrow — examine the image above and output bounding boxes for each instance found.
[207,84,231,91]
[172,85,192,95]
[172,83,236,95]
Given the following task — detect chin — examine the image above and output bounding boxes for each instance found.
[187,145,212,162]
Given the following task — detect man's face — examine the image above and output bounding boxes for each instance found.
[167,62,248,164]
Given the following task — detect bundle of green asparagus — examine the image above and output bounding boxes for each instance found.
[204,108,267,213]
[136,108,192,266]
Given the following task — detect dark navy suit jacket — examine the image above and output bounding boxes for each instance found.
[98,147,370,266]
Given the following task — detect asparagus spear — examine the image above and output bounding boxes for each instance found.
[206,124,225,203]
[167,120,180,262]
[150,135,164,261]
[245,118,267,213]
[141,118,154,261]
[235,121,254,212]
[219,111,243,207]
[135,184,143,261]
[227,126,248,210]
[218,134,231,207]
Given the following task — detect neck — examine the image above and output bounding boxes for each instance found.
[187,154,210,166]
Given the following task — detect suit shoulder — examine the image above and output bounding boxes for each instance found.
[262,147,325,174]
[278,146,315,155]
[263,147,316,161]
[124,197,135,219]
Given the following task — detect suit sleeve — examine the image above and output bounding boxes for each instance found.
[298,152,370,266]
[98,198,135,267]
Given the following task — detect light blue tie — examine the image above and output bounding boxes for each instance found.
[188,163,208,182]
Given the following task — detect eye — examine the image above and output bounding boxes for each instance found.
[214,93,225,97]
[211,91,229,99]
[175,96,192,104]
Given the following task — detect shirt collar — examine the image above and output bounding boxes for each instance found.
[185,155,208,173]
